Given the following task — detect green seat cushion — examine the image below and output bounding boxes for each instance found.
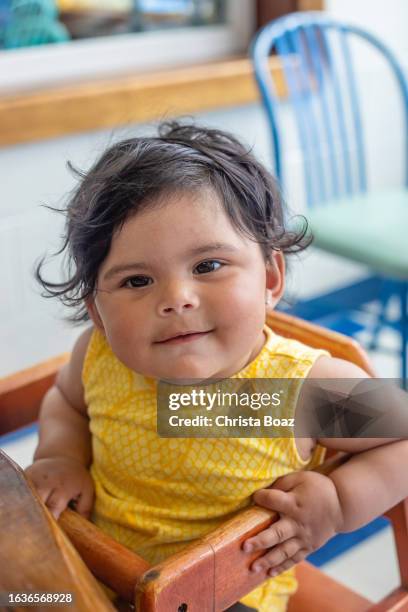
[306,188,408,280]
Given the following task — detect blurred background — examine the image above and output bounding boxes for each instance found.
[0,0,407,605]
[1,0,407,377]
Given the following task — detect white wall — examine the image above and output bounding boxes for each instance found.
[1,0,407,376]
[325,0,407,190]
[326,0,408,59]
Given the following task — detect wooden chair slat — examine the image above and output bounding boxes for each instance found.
[386,499,408,588]
[267,311,376,376]
[366,588,408,612]
[0,354,69,435]
[288,561,373,612]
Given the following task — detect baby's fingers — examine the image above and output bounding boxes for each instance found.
[267,550,307,578]
[243,517,297,553]
[29,482,52,505]
[45,489,70,520]
[72,486,94,520]
[252,488,296,516]
[251,538,303,574]
[26,477,53,508]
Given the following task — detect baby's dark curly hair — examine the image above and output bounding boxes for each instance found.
[36,120,311,323]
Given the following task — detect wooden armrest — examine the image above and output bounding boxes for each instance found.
[2,438,407,612]
[58,508,150,602]
[57,451,408,611]
[56,454,350,608]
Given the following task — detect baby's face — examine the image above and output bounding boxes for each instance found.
[89,189,283,382]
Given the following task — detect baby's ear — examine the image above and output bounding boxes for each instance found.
[85,297,106,335]
[265,251,285,306]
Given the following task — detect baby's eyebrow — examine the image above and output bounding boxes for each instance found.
[103,242,238,281]
[188,242,239,257]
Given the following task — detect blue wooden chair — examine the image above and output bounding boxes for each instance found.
[251,11,408,387]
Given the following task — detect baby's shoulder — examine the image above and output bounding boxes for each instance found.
[307,355,369,380]
[55,325,94,414]
[69,325,95,371]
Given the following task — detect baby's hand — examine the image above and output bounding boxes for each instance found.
[243,471,343,577]
[25,457,94,521]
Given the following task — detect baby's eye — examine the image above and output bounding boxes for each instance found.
[194,260,223,274]
[122,276,153,288]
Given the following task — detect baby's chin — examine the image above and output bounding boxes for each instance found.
[151,359,225,385]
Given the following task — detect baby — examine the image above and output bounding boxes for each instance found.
[26,121,408,612]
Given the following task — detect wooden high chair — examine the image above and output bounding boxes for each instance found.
[1,311,407,612]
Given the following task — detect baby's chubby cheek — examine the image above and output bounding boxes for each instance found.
[228,281,266,320]
[101,323,148,369]
[218,288,266,341]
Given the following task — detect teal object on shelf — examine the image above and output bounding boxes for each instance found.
[4,15,69,47]
[1,0,69,48]
[0,0,11,26]
[0,0,11,46]
[11,0,57,19]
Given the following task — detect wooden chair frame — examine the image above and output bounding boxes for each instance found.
[1,311,408,611]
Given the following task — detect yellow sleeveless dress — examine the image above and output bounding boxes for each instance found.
[83,324,328,611]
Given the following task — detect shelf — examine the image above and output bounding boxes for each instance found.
[0,56,285,147]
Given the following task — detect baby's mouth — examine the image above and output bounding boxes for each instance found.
[155,330,213,345]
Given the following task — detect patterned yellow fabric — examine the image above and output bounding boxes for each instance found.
[83,324,328,612]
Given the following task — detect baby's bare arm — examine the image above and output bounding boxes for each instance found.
[327,439,408,532]
[244,356,408,576]
[34,326,93,464]
[34,385,91,465]
[311,356,407,532]
[26,327,94,518]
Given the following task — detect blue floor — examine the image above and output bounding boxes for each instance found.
[307,517,390,567]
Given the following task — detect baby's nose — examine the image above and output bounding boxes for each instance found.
[162,302,194,314]
[157,282,199,316]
